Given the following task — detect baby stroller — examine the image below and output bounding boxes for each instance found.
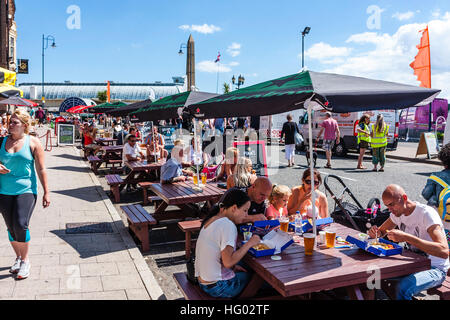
[323,175,391,233]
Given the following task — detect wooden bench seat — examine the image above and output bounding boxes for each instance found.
[105,159,123,174]
[106,174,124,203]
[87,155,102,174]
[137,182,158,205]
[178,220,202,260]
[173,272,230,300]
[427,271,450,300]
[120,204,157,252]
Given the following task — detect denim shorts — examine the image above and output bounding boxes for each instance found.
[393,267,447,300]
[199,271,252,298]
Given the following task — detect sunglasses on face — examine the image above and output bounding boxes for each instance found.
[129,140,136,143]
[304,180,319,185]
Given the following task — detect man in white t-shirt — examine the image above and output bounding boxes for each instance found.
[369,184,449,300]
[122,135,145,192]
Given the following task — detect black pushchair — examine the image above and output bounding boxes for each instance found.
[323,175,391,232]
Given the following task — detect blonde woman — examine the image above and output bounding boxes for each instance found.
[371,114,389,172]
[0,109,50,280]
[227,157,257,189]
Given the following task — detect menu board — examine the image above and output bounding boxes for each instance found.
[233,140,268,177]
[416,132,439,159]
[58,124,75,146]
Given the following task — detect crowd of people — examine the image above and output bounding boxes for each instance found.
[0,107,449,302]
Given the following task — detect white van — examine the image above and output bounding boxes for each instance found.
[297,109,400,156]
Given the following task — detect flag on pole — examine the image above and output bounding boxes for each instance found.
[215,52,221,63]
[410,26,431,88]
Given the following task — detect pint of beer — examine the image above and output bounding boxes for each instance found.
[303,233,316,255]
[279,216,289,233]
[193,174,199,185]
[201,173,207,185]
[325,229,337,248]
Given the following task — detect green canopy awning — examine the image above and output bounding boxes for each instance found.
[131,91,218,121]
[88,101,128,114]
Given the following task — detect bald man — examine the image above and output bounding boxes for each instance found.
[240,177,272,223]
[368,184,449,300]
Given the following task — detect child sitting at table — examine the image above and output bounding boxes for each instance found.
[265,184,292,220]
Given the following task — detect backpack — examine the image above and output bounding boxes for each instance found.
[428,175,450,222]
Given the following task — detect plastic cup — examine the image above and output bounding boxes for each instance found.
[303,233,316,255]
[319,231,326,244]
[325,229,337,248]
[279,216,289,233]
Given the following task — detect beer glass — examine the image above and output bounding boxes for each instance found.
[201,173,207,185]
[325,229,337,248]
[303,233,316,255]
[279,216,289,233]
[193,174,199,185]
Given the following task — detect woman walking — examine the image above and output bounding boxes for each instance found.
[195,188,261,298]
[0,109,50,280]
[356,114,371,169]
[370,114,389,172]
[281,114,300,167]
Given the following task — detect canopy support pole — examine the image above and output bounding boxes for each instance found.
[306,98,317,248]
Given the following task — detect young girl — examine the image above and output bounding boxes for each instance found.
[266,185,292,220]
[195,188,261,298]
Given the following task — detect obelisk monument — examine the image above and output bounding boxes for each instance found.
[186,34,195,91]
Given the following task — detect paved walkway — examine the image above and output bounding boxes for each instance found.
[0,129,165,300]
[386,141,441,165]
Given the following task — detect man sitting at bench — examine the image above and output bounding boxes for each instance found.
[160,140,193,184]
[369,184,449,300]
[123,134,145,192]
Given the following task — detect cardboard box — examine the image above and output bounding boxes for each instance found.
[247,229,294,257]
[346,235,402,257]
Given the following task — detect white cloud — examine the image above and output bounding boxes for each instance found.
[312,12,450,99]
[228,61,240,67]
[304,42,352,61]
[432,9,441,18]
[393,11,415,21]
[197,60,232,73]
[178,24,221,34]
[227,43,241,57]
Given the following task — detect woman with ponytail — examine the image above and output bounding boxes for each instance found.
[195,188,261,298]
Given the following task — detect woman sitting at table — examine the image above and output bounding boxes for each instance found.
[160,140,193,184]
[195,188,261,298]
[145,126,168,160]
[83,124,101,157]
[287,169,329,219]
[214,147,239,182]
[227,157,257,190]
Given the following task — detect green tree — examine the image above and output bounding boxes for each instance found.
[223,82,230,94]
[97,90,107,103]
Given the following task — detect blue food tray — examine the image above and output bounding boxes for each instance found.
[346,235,402,257]
[245,228,295,257]
[289,217,334,233]
[240,220,280,233]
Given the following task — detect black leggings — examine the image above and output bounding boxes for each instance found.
[0,194,37,242]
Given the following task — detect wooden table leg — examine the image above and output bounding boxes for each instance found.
[346,285,365,300]
[238,273,265,299]
[185,231,192,260]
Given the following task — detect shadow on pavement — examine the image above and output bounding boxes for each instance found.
[54,154,82,161]
[52,186,104,202]
[48,166,89,173]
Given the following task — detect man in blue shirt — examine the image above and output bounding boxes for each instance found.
[160,140,193,184]
[214,118,225,135]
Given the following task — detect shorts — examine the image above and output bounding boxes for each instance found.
[323,140,335,152]
[359,141,370,149]
[0,193,37,242]
[285,144,295,160]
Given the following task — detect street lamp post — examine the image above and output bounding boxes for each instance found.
[42,34,56,107]
[231,74,245,90]
[301,27,311,69]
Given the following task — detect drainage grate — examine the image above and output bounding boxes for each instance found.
[65,222,114,234]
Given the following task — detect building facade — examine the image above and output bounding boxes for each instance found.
[0,0,16,71]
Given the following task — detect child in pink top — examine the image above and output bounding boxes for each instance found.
[266,185,292,220]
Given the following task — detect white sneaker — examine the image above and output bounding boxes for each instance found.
[9,257,21,274]
[16,260,30,280]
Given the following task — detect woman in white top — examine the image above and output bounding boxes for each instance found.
[195,188,261,298]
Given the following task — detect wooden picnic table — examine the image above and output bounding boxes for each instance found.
[101,145,123,161]
[95,137,117,146]
[122,159,165,186]
[149,181,226,222]
[238,223,431,300]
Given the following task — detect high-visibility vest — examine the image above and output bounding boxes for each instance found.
[357,123,371,144]
[371,124,389,148]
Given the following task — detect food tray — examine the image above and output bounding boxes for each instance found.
[345,235,402,257]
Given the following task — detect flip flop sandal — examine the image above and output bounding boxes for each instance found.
[372,168,378,172]
[379,168,385,172]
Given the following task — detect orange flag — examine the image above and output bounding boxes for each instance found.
[107,81,111,103]
[410,26,431,88]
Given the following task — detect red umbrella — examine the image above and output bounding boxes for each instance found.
[67,105,91,113]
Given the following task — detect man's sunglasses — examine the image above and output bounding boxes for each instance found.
[304,180,319,185]
[129,140,136,143]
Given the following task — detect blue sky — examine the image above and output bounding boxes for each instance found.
[15,0,450,97]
